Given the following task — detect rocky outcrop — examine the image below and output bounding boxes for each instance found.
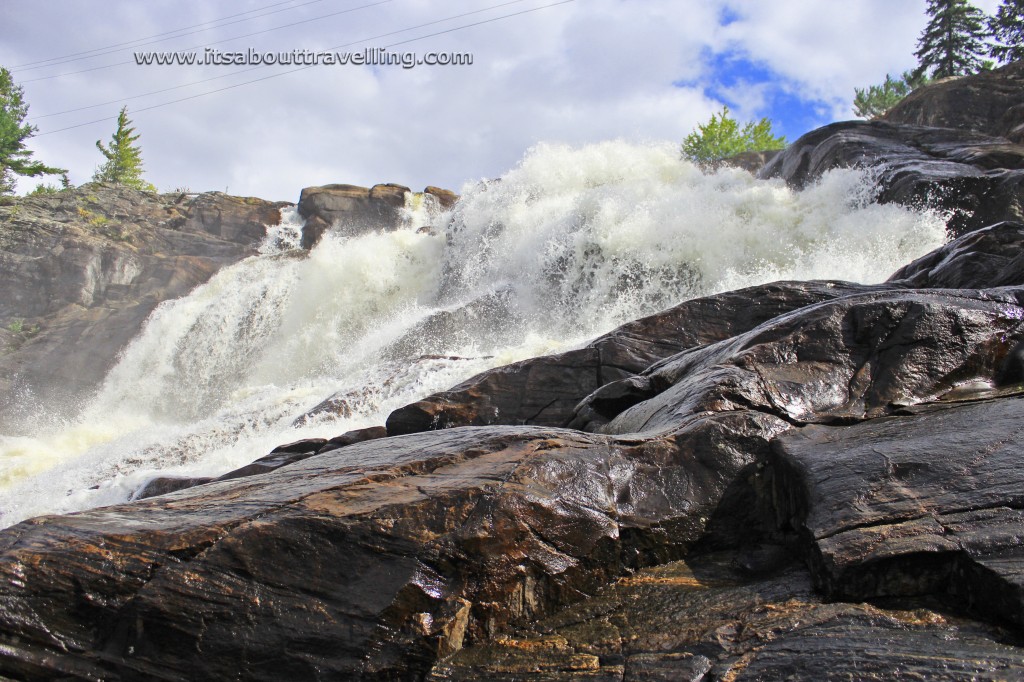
[884,61,1024,141]
[296,183,460,249]
[760,120,1024,237]
[297,182,410,249]
[7,71,1024,680]
[4,221,1024,679]
[0,184,287,422]
[387,281,874,434]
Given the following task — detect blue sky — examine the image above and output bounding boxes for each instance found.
[690,50,829,142]
[0,0,1004,200]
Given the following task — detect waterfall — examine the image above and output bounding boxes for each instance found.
[0,140,948,526]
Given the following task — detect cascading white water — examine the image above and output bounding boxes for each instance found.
[0,140,949,527]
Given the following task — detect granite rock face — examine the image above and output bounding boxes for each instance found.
[884,61,1024,141]
[0,184,287,422]
[760,120,1024,237]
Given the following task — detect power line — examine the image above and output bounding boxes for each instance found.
[20,0,393,83]
[33,0,576,138]
[34,0,532,119]
[12,0,331,71]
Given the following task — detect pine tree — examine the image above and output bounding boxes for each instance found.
[0,66,66,195]
[93,106,155,191]
[914,0,989,79]
[990,0,1024,63]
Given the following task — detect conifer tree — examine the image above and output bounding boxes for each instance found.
[914,0,989,79]
[990,0,1024,63]
[0,66,66,195]
[93,106,155,191]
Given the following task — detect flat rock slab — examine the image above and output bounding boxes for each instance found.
[772,397,1024,626]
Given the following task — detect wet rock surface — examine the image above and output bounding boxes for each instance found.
[760,120,1024,237]
[0,425,763,680]
[387,281,874,435]
[0,184,287,420]
[431,553,1024,681]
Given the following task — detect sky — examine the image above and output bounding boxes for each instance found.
[0,0,1003,202]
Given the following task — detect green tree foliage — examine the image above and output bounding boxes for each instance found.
[914,0,988,79]
[0,66,66,195]
[990,0,1024,63]
[680,106,786,166]
[93,106,155,191]
[853,71,931,119]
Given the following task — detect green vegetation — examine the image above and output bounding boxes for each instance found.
[0,67,66,195]
[93,107,155,191]
[28,174,72,196]
[990,0,1024,63]
[853,71,931,119]
[76,205,110,227]
[914,0,988,79]
[680,106,786,166]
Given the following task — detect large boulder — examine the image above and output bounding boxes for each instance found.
[296,183,410,248]
[884,61,1024,141]
[770,397,1024,628]
[759,120,1024,237]
[0,422,770,680]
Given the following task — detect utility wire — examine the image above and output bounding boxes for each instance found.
[34,0,532,119]
[13,0,331,71]
[33,0,576,137]
[20,0,393,83]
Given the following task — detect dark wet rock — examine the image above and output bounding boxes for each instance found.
[888,220,1024,288]
[387,281,873,435]
[318,425,387,453]
[884,61,1024,141]
[760,120,1024,237]
[0,184,287,422]
[134,475,214,499]
[387,348,603,435]
[137,428,390,499]
[0,421,773,680]
[431,553,1024,681]
[575,288,1024,434]
[770,396,1024,628]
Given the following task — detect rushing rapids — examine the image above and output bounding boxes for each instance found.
[0,140,948,527]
